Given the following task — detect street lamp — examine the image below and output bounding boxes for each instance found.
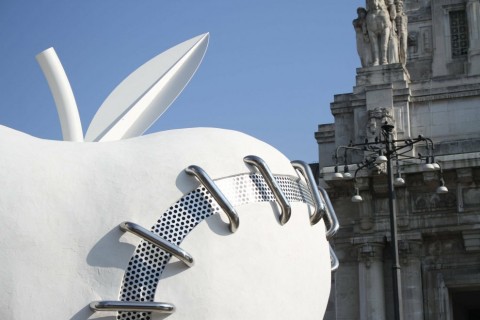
[343,165,353,179]
[351,186,363,202]
[437,166,449,194]
[335,122,447,320]
[394,160,405,186]
[332,165,344,179]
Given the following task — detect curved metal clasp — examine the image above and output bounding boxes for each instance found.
[291,160,339,272]
[120,221,194,267]
[317,187,340,240]
[243,155,291,225]
[185,165,239,233]
[329,244,339,272]
[291,160,326,225]
[90,301,175,313]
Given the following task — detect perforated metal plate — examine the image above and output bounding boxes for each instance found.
[118,173,312,320]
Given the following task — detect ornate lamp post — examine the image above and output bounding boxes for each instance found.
[333,122,446,320]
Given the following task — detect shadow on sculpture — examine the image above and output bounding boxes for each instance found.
[68,304,96,320]
[86,226,136,269]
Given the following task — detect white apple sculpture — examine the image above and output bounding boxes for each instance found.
[0,34,338,320]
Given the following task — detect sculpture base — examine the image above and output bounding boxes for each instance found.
[354,63,410,94]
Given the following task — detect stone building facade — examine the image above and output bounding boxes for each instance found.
[316,1,480,319]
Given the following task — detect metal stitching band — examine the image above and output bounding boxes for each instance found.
[116,173,311,320]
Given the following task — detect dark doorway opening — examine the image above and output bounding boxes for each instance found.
[451,289,480,320]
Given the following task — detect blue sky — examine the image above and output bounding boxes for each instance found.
[0,0,364,162]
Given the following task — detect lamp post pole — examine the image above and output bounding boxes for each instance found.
[340,122,444,320]
[383,123,404,320]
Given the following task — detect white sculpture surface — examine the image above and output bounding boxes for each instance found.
[36,48,84,142]
[85,33,209,142]
[36,34,209,143]
[0,126,332,320]
[0,34,336,320]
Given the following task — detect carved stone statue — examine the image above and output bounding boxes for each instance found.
[395,0,408,65]
[353,7,372,67]
[355,0,407,67]
[387,0,399,64]
[366,0,393,65]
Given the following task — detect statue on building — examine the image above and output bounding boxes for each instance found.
[365,0,393,66]
[355,0,407,67]
[353,7,372,67]
[395,0,408,65]
[387,0,400,64]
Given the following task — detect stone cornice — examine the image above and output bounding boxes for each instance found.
[315,125,335,144]
[332,86,480,107]
[411,88,480,103]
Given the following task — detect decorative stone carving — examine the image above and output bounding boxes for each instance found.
[366,107,395,140]
[353,7,372,67]
[395,0,408,65]
[366,0,393,66]
[411,192,457,213]
[355,0,408,67]
[387,0,400,64]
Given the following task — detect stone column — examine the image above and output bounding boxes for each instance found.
[399,239,424,320]
[358,243,386,320]
[467,0,480,75]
